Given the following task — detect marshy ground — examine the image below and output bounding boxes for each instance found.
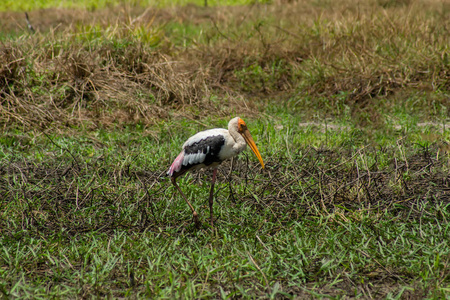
[1,0,449,298]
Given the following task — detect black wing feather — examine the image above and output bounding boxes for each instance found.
[184,135,225,167]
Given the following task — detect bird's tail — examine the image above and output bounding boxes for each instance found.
[167,151,184,177]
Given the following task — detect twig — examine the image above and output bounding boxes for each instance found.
[357,249,406,284]
[227,157,236,203]
[42,132,81,171]
[75,186,80,210]
[25,12,35,33]
[209,17,230,41]
[130,7,153,25]
[271,24,303,40]
[136,173,159,225]
[255,235,270,253]
[247,252,269,288]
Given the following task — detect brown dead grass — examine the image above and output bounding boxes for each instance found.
[1,141,448,236]
[0,0,449,129]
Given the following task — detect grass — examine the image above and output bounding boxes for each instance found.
[1,0,450,298]
[1,117,450,298]
[0,0,268,12]
[1,0,448,129]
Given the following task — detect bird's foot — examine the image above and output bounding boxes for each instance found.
[193,212,201,228]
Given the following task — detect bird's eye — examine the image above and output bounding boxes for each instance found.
[238,119,247,133]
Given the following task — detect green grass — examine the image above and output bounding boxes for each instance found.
[2,211,448,298]
[0,0,268,12]
[1,113,450,298]
[1,0,450,298]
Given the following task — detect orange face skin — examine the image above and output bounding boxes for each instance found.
[237,118,265,169]
[238,118,247,133]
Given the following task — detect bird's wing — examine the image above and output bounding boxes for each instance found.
[182,129,228,167]
[182,129,228,148]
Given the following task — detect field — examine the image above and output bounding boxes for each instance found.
[1,0,450,298]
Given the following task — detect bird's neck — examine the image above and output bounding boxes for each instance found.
[230,130,247,153]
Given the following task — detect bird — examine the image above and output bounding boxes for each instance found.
[167,117,265,227]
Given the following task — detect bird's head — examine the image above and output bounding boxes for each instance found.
[233,117,265,169]
[237,118,248,133]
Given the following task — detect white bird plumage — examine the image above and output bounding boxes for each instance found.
[168,117,265,228]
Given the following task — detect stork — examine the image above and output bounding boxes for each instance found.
[167,117,265,227]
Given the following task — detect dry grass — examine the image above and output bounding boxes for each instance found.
[0,38,214,128]
[1,142,448,239]
[1,2,449,297]
[0,0,449,129]
[1,138,449,297]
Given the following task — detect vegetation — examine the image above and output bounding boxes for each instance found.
[1,0,449,298]
[0,0,266,12]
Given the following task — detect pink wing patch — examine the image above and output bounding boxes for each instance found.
[167,151,184,176]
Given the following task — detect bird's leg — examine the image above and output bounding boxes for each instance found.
[209,168,218,227]
[171,177,200,227]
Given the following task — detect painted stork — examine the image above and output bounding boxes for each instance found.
[167,117,265,227]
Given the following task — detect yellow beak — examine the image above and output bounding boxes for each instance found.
[241,129,265,169]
